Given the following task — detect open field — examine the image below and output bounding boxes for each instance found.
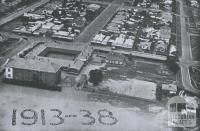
[0,81,170,131]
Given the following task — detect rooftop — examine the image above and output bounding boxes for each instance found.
[6,57,61,73]
[7,42,93,73]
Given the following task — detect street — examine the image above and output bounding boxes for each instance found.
[178,0,200,94]
[0,0,50,26]
[0,0,198,130]
[76,0,125,43]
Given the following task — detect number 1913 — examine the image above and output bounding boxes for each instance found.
[12,109,118,126]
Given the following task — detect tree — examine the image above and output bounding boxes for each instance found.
[89,69,103,86]
[52,9,60,19]
[167,56,180,74]
[85,10,95,21]
[62,0,67,8]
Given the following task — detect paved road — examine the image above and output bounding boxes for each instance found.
[76,0,125,43]
[178,0,200,94]
[0,0,50,26]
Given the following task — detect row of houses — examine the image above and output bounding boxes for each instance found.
[91,7,172,57]
[13,1,102,41]
[13,14,79,41]
[91,33,134,49]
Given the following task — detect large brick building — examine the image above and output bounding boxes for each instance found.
[4,57,61,90]
[3,42,93,90]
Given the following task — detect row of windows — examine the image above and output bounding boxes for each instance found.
[170,103,188,112]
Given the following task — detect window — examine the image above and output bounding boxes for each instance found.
[8,68,11,72]
[170,103,176,112]
[8,74,11,78]
[177,103,186,112]
[196,107,200,118]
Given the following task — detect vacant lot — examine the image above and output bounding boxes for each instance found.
[85,52,176,85]
[102,58,175,84]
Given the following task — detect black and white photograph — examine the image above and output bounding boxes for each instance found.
[0,0,200,130]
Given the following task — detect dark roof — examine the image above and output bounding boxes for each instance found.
[167,96,199,108]
[106,52,125,61]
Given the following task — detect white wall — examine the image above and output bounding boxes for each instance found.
[5,67,13,79]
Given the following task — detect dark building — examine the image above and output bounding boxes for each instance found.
[4,58,61,90]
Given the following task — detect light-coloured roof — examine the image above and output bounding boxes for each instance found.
[6,57,61,73]
[162,84,177,91]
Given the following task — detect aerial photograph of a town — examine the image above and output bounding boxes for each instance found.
[0,0,199,130]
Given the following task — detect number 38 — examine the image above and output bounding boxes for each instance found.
[80,109,118,125]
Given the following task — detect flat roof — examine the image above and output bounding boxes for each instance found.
[7,42,93,73]
[6,57,61,73]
